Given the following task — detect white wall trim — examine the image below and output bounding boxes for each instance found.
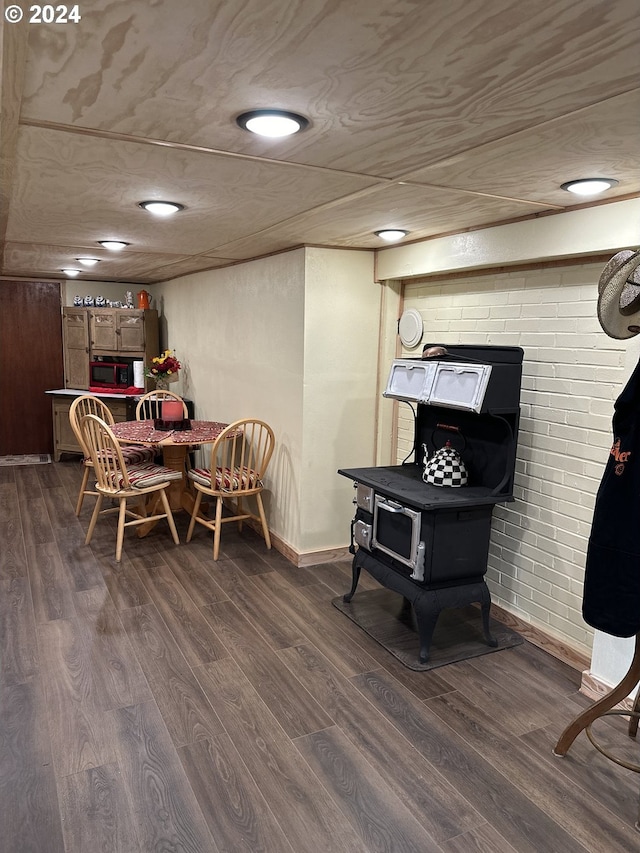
[376,198,640,281]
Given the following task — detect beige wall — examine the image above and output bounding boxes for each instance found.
[152,247,380,558]
[153,250,306,551]
[301,248,380,553]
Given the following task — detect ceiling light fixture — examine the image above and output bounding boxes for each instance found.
[61,268,81,277]
[560,178,618,196]
[374,229,409,242]
[139,200,185,216]
[76,257,101,266]
[99,240,129,251]
[236,109,309,138]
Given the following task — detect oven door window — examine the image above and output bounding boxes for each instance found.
[372,495,421,569]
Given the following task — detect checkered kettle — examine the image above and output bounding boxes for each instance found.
[422,438,468,488]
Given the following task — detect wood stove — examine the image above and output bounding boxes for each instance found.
[338,343,523,663]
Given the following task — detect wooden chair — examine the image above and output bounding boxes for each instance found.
[79,413,181,562]
[135,390,188,420]
[186,418,275,560]
[69,394,154,516]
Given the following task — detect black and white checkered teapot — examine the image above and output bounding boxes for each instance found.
[422,426,468,488]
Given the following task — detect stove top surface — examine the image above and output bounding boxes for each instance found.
[338,465,512,509]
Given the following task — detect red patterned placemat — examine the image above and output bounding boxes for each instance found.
[111,421,172,443]
[168,420,230,443]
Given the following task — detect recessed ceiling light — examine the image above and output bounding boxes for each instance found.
[139,200,185,216]
[76,257,101,266]
[560,178,618,196]
[374,229,409,242]
[236,110,309,137]
[61,268,81,277]
[99,240,129,251]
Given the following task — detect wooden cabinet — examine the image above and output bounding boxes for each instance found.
[62,307,90,389]
[117,311,148,351]
[62,307,159,388]
[90,308,149,354]
[51,394,130,460]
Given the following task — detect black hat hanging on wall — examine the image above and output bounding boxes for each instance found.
[422,426,468,487]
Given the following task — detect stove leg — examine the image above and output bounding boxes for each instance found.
[412,582,496,663]
[480,582,498,647]
[412,596,440,664]
[399,596,414,627]
[343,558,362,603]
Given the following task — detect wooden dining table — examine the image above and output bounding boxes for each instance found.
[110,418,230,516]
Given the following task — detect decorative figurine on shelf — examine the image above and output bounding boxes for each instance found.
[137,289,151,309]
[83,295,94,306]
[73,295,83,306]
[125,290,134,308]
[95,295,106,307]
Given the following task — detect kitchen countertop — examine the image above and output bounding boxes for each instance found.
[46,388,144,400]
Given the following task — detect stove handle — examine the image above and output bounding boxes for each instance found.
[349,515,356,554]
[378,498,405,513]
[410,541,426,582]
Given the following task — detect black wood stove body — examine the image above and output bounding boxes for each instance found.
[338,343,523,663]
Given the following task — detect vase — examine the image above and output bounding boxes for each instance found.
[155,377,170,391]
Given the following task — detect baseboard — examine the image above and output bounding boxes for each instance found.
[241,513,351,568]
[267,530,351,567]
[579,669,636,711]
[486,601,590,673]
[295,546,353,567]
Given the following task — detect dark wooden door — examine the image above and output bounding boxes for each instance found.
[0,281,64,454]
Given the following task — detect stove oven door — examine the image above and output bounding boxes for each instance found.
[372,494,425,576]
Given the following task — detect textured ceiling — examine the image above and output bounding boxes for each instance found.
[1,0,638,284]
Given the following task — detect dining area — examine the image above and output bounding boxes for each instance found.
[68,389,275,563]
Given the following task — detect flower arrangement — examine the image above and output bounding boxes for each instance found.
[146,349,181,383]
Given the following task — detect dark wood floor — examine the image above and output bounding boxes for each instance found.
[2,458,639,852]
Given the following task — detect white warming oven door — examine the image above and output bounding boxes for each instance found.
[429,362,492,413]
[382,358,492,413]
[382,360,436,403]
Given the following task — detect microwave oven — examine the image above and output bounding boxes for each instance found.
[89,360,132,389]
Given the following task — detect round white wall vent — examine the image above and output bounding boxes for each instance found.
[398,308,424,348]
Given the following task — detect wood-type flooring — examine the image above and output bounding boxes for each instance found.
[1,458,639,852]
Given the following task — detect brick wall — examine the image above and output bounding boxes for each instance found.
[399,261,627,656]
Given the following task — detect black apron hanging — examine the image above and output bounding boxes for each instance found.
[583,356,640,637]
